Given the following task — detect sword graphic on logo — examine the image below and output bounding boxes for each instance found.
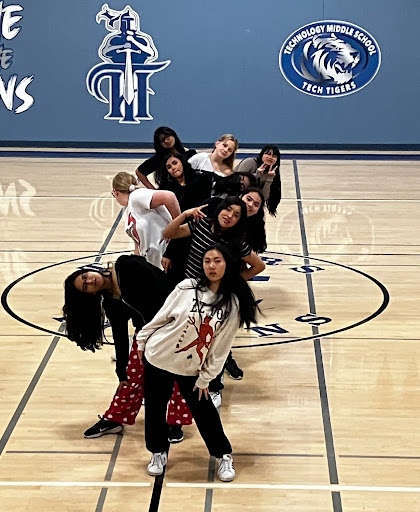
[87,4,170,123]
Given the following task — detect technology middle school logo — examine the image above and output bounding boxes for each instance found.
[86,4,170,123]
[279,21,381,98]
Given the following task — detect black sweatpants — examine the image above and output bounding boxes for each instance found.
[143,358,232,458]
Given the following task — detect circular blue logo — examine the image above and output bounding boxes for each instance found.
[279,20,381,98]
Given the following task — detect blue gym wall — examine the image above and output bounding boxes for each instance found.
[0,0,418,147]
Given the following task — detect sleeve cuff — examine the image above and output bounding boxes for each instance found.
[136,340,145,352]
[195,375,210,389]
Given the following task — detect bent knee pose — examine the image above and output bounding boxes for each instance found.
[136,244,259,481]
[63,254,192,441]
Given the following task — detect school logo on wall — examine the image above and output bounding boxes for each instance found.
[279,21,381,98]
[86,4,170,123]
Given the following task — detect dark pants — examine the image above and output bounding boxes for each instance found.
[143,358,232,458]
[208,350,234,392]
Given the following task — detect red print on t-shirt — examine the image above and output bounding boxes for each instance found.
[127,212,140,246]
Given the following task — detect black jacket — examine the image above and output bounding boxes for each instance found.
[102,255,174,381]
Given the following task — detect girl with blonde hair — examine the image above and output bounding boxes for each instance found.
[188,133,239,178]
[112,172,181,269]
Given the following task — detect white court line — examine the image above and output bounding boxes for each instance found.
[0,481,420,493]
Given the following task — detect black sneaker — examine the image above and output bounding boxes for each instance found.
[84,415,124,438]
[168,424,184,443]
[224,357,244,380]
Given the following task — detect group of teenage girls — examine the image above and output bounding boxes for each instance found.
[62,127,281,482]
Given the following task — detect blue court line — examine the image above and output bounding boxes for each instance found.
[0,150,420,160]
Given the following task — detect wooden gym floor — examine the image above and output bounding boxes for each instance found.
[0,153,419,511]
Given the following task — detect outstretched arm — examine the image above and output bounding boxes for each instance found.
[162,205,207,240]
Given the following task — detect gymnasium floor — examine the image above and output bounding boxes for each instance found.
[0,153,419,511]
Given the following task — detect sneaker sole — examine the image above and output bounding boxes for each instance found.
[147,468,164,476]
[218,473,235,482]
[168,435,184,444]
[84,426,124,438]
[224,369,243,380]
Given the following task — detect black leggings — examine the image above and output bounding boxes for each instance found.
[143,358,232,458]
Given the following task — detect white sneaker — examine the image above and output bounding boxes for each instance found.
[217,454,235,482]
[147,451,167,476]
[209,391,222,408]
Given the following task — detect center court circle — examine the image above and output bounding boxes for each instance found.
[1,251,389,348]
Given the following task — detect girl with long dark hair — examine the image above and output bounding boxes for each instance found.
[159,152,214,285]
[63,255,193,441]
[137,244,259,481]
[162,196,265,403]
[160,152,213,210]
[162,195,265,281]
[240,187,267,254]
[135,127,196,190]
[235,144,281,216]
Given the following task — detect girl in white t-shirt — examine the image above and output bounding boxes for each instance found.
[188,133,238,178]
[112,172,181,269]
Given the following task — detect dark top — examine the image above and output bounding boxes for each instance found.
[102,255,174,381]
[185,218,251,278]
[164,172,213,211]
[137,149,197,177]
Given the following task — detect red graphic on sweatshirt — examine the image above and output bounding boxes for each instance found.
[127,212,140,246]
[175,315,214,363]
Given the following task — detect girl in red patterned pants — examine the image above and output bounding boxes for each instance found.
[84,338,193,440]
[62,254,193,443]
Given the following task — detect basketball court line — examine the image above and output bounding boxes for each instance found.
[0,156,410,511]
[1,150,420,160]
[5,450,419,460]
[6,450,114,455]
[0,327,64,456]
[293,159,342,512]
[1,480,420,494]
[0,210,134,512]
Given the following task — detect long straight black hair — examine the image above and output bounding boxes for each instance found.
[194,244,260,328]
[212,196,247,238]
[240,187,267,253]
[153,126,185,155]
[153,127,188,186]
[255,144,281,216]
[159,152,196,190]
[62,268,109,352]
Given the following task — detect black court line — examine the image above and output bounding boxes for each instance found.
[0,208,133,512]
[1,250,126,337]
[148,463,168,512]
[204,457,216,512]
[293,160,342,512]
[0,325,65,457]
[96,434,123,512]
[2,250,390,350]
[234,453,323,458]
[340,455,420,460]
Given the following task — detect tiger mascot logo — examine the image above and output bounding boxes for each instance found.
[300,34,360,84]
[279,21,381,97]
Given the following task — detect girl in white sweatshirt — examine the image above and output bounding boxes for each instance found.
[136,244,259,482]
